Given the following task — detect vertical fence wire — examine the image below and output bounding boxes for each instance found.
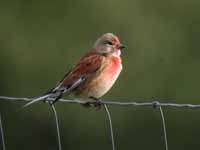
[103,104,115,150]
[50,104,62,150]
[0,114,6,150]
[159,106,168,150]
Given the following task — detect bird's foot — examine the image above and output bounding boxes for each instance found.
[94,99,103,110]
[90,97,103,110]
[81,101,93,108]
[81,97,103,110]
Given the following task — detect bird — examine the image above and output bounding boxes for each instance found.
[22,33,125,108]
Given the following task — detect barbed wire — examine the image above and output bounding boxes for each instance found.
[1,96,200,150]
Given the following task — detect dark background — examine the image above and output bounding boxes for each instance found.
[0,0,200,150]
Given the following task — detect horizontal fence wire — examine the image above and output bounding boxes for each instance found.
[0,96,200,108]
[1,95,200,150]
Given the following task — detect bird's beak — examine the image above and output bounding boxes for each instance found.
[117,43,126,50]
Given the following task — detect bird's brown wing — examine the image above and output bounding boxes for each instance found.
[21,52,106,108]
[54,52,105,93]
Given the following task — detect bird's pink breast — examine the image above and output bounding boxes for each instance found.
[87,56,122,98]
[105,56,122,78]
[73,55,122,99]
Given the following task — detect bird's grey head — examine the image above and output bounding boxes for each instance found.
[93,33,125,56]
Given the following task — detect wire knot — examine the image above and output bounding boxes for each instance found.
[152,101,160,108]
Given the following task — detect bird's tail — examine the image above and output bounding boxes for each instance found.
[21,91,54,109]
[21,75,87,110]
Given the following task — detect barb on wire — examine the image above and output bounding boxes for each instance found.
[1,96,200,109]
[103,104,115,150]
[159,106,168,150]
[50,104,62,150]
[0,114,6,150]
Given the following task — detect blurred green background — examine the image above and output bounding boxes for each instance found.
[0,0,200,149]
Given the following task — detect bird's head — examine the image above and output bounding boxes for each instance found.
[93,33,125,56]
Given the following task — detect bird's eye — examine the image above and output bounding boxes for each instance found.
[105,40,113,45]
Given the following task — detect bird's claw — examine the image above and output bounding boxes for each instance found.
[81,98,103,110]
[81,101,93,108]
[93,99,103,110]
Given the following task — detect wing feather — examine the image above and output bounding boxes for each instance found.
[57,52,105,92]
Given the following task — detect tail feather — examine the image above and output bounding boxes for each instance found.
[21,93,53,109]
[21,75,87,110]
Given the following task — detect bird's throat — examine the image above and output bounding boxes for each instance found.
[110,56,122,74]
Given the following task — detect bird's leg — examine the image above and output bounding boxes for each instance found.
[81,97,103,109]
[81,101,92,108]
[90,97,103,110]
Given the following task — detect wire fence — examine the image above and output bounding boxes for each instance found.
[1,96,200,150]
[0,114,5,150]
